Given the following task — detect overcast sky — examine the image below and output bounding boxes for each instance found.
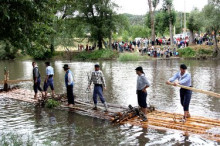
[113,0,208,15]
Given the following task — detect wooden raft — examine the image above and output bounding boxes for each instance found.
[0,88,220,142]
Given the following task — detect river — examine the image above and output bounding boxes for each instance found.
[0,59,220,145]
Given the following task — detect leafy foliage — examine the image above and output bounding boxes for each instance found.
[0,0,56,59]
[178,47,196,58]
[46,99,60,108]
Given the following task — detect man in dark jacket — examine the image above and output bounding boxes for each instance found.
[32,62,43,99]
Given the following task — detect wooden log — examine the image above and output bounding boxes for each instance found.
[167,82,220,98]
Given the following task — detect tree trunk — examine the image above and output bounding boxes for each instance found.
[168,6,173,46]
[213,30,220,58]
[148,0,155,45]
[109,31,112,49]
[98,38,103,50]
[189,30,195,45]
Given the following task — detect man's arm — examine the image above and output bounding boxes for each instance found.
[166,72,179,84]
[68,72,73,85]
[88,72,93,87]
[100,72,106,88]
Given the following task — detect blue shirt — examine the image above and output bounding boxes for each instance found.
[169,71,191,86]
[137,74,150,90]
[46,66,54,75]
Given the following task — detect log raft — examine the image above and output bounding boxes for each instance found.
[0,88,220,142]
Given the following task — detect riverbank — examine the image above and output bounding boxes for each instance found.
[4,45,216,61]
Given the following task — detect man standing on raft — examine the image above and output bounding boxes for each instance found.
[135,66,150,114]
[166,64,192,120]
[88,64,108,112]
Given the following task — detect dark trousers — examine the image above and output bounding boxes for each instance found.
[180,88,192,111]
[93,85,105,104]
[137,90,147,108]
[33,78,42,94]
[67,85,74,104]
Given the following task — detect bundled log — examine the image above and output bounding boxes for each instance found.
[112,105,155,123]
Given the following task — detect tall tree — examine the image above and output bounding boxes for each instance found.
[187,8,202,44]
[75,0,120,49]
[163,0,175,45]
[147,0,160,45]
[202,1,220,58]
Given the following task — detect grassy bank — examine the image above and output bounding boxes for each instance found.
[118,52,150,61]
[74,49,119,61]
[178,47,213,58]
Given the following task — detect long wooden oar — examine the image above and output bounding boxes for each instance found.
[167,82,220,98]
[0,79,33,84]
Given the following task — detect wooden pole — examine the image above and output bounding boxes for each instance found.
[3,67,9,91]
[167,82,220,98]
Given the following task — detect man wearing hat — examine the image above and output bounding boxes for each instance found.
[88,64,108,112]
[136,66,150,115]
[166,64,192,120]
[63,64,74,107]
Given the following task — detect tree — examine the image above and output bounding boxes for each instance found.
[147,0,160,45]
[163,0,176,45]
[187,8,202,44]
[202,1,220,58]
[0,0,56,59]
[74,0,121,49]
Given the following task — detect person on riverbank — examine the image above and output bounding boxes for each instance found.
[166,64,192,120]
[88,64,108,112]
[63,64,74,107]
[32,62,43,99]
[136,66,150,114]
[43,62,55,98]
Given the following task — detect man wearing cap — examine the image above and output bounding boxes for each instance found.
[32,62,43,99]
[136,66,150,114]
[63,64,74,107]
[44,62,55,98]
[166,64,192,120]
[88,64,108,112]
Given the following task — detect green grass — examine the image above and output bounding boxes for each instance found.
[45,99,60,108]
[75,49,118,61]
[118,52,149,61]
[178,47,196,58]
[197,48,213,56]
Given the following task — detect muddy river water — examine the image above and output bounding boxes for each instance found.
[0,59,220,145]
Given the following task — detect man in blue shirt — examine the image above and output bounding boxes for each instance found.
[43,62,55,98]
[166,64,192,120]
[63,64,74,107]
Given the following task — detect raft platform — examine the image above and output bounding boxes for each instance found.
[1,88,220,142]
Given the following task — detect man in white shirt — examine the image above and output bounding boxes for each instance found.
[43,62,55,98]
[63,64,74,107]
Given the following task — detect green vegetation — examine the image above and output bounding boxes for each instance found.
[178,47,196,58]
[198,49,213,56]
[46,99,60,108]
[118,53,149,61]
[75,49,118,61]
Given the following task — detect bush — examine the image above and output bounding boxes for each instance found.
[198,49,213,55]
[178,47,196,58]
[75,49,118,60]
[118,52,149,61]
[45,99,60,108]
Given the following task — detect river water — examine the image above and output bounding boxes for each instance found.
[0,59,220,145]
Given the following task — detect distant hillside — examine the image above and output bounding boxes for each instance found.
[122,13,146,26]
